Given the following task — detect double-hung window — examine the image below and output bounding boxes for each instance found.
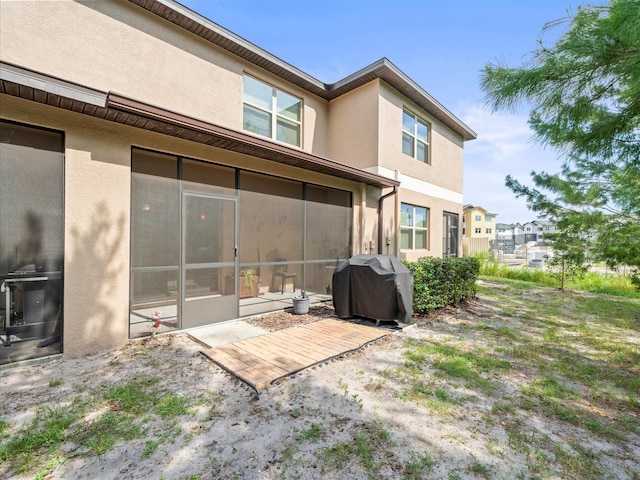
[402,109,430,163]
[243,74,302,147]
[400,203,428,249]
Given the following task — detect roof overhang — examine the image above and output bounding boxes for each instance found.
[128,0,477,141]
[0,61,398,189]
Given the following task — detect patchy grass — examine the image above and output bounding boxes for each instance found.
[1,280,638,479]
[319,421,434,479]
[386,278,640,478]
[0,374,193,477]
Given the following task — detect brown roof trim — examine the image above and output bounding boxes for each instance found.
[0,61,398,188]
[106,93,399,187]
[127,0,476,141]
[326,59,477,141]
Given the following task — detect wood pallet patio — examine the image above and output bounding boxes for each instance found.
[201,318,389,393]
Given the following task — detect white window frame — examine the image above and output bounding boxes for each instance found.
[402,108,430,164]
[475,214,482,221]
[475,227,482,234]
[400,203,429,250]
[243,74,302,147]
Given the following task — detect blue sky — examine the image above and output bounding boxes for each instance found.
[181,0,594,224]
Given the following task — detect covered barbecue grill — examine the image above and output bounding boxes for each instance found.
[332,254,413,326]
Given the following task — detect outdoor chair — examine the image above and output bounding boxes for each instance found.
[270,261,297,294]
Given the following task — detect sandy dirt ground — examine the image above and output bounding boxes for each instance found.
[1,297,638,479]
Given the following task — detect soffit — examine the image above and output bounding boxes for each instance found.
[0,62,398,189]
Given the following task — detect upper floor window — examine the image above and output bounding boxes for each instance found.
[243,74,302,147]
[400,203,428,249]
[475,227,482,234]
[486,228,492,234]
[474,215,482,221]
[485,215,492,222]
[402,109,430,163]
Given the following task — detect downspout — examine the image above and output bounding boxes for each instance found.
[377,185,398,254]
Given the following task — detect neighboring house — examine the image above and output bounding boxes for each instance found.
[462,205,497,254]
[521,220,558,243]
[496,223,522,241]
[0,0,476,364]
[538,221,559,243]
[495,222,521,253]
[522,221,540,243]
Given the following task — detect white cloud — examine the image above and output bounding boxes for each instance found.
[459,103,560,223]
[462,105,540,164]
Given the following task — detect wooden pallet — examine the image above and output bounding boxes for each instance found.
[202,319,389,392]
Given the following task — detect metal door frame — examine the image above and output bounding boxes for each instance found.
[443,211,459,258]
[180,191,238,328]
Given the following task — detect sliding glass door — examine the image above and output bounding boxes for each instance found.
[0,121,64,364]
[443,212,459,258]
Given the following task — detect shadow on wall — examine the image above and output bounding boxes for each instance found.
[66,201,127,355]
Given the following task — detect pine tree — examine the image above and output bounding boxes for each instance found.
[481,0,640,281]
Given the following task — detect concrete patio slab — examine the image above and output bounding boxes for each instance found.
[186,320,268,348]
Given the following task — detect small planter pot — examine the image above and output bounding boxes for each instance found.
[292,295,310,315]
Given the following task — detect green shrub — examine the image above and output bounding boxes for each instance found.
[403,257,480,314]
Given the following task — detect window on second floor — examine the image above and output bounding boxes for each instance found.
[400,203,428,249]
[243,74,302,147]
[402,109,430,163]
[485,215,492,222]
[475,227,482,234]
[474,214,482,221]
[486,228,492,234]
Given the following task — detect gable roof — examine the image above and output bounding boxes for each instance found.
[128,0,477,141]
[463,205,497,216]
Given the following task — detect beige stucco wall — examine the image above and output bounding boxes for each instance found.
[2,96,132,357]
[383,189,462,261]
[378,81,464,194]
[0,93,369,357]
[327,81,380,169]
[1,0,473,359]
[327,79,466,261]
[0,0,331,157]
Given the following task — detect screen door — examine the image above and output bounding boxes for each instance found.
[181,192,237,328]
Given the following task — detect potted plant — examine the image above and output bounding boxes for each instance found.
[239,268,259,298]
[292,290,310,314]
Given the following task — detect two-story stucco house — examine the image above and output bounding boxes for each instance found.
[462,205,497,254]
[495,222,522,253]
[522,220,558,244]
[0,0,476,364]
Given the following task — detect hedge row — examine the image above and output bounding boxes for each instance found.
[403,257,480,314]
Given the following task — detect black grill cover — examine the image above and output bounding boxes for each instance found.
[332,254,413,325]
